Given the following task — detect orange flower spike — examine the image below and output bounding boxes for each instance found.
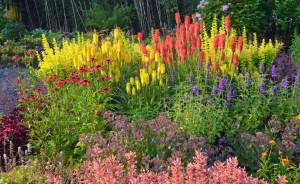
[175,12,181,25]
[137,32,143,43]
[238,36,244,53]
[231,36,237,52]
[184,16,191,29]
[196,37,202,49]
[193,22,200,38]
[233,54,239,68]
[213,35,220,50]
[218,34,225,49]
[154,29,160,43]
[225,16,231,34]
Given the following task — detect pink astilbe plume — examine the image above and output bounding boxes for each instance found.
[70,147,268,184]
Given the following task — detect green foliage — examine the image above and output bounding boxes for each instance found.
[85,3,134,30]
[1,20,27,40]
[22,71,107,161]
[172,88,229,142]
[199,0,267,33]
[291,34,300,63]
[0,160,46,184]
[199,0,300,43]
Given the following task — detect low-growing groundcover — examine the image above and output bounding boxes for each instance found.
[1,13,300,184]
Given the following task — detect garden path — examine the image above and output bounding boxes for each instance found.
[0,67,24,116]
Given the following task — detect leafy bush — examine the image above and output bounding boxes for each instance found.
[291,34,300,64]
[198,0,300,44]
[1,21,27,40]
[85,3,134,30]
[19,67,109,161]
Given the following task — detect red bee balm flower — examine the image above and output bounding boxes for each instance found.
[97,76,112,81]
[137,32,143,43]
[225,16,231,33]
[78,79,92,86]
[175,12,181,25]
[100,87,111,94]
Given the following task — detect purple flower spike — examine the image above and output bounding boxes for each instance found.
[271,65,277,78]
[171,69,176,77]
[246,75,252,86]
[259,63,265,74]
[272,86,278,95]
[295,74,300,84]
[219,78,229,93]
[205,61,211,82]
[259,82,266,94]
[189,73,193,84]
[193,85,200,95]
[212,85,218,96]
[281,79,288,89]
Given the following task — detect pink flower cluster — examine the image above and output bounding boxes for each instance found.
[47,149,281,184]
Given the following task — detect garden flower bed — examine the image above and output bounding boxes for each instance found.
[0,12,300,184]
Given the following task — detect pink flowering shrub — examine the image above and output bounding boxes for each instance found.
[48,149,270,184]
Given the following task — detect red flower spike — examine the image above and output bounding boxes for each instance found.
[137,32,143,42]
[225,16,231,33]
[238,36,244,52]
[213,35,220,50]
[231,36,237,52]
[184,16,190,29]
[233,54,239,68]
[175,12,181,25]
[218,34,225,49]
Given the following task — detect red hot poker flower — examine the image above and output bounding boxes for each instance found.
[218,34,225,49]
[213,35,220,50]
[233,54,239,68]
[184,16,190,29]
[238,36,244,52]
[137,32,143,43]
[175,12,181,25]
[231,36,237,52]
[225,16,231,33]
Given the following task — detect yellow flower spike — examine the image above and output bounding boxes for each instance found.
[114,28,120,40]
[132,87,136,95]
[160,63,166,75]
[159,78,164,86]
[126,83,131,94]
[150,51,155,61]
[130,77,135,85]
[151,71,157,83]
[281,157,289,167]
[155,52,160,62]
[135,78,141,91]
[268,140,276,146]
